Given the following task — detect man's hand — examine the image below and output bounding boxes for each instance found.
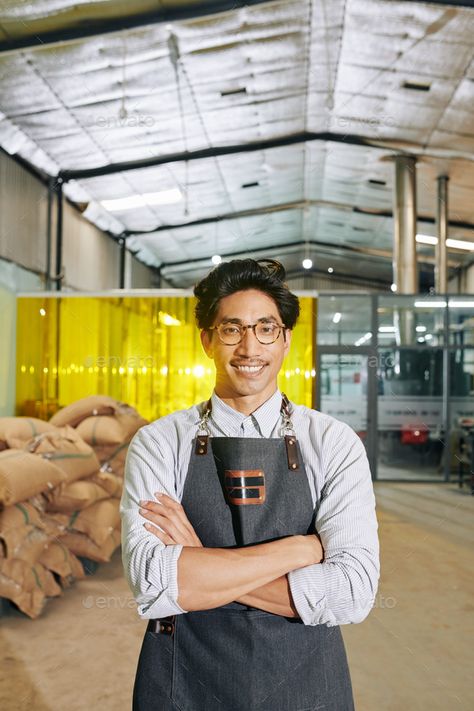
[139,493,203,547]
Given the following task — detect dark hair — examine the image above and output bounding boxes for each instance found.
[193,258,300,330]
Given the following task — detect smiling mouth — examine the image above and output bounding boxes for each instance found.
[232,364,266,374]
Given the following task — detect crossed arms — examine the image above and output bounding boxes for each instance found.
[139,492,324,616]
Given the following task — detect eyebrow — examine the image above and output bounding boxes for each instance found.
[219,316,280,325]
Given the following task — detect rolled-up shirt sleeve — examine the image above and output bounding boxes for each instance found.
[120,427,187,619]
[288,420,380,627]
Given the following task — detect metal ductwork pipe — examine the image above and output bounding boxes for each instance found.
[393,155,418,345]
[435,175,449,294]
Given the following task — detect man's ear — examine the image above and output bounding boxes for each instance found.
[200,329,214,358]
[283,328,292,356]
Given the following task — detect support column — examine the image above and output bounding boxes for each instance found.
[392,155,417,344]
[393,155,418,293]
[435,175,448,294]
[55,178,63,292]
[119,236,126,289]
[45,178,54,290]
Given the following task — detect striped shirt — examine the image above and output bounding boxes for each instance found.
[120,389,380,627]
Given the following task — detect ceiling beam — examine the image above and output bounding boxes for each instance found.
[158,238,459,272]
[0,1,273,54]
[60,130,474,182]
[60,132,386,181]
[123,198,474,237]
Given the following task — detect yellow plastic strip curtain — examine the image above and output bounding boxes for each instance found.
[16,296,316,421]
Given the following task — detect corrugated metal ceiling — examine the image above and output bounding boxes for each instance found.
[0,0,473,286]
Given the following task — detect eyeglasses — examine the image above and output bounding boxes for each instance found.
[209,321,287,345]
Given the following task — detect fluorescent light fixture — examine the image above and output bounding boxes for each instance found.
[416,233,438,246]
[101,188,182,211]
[332,312,342,324]
[447,238,474,251]
[302,258,313,269]
[211,255,222,265]
[416,234,474,252]
[390,283,397,292]
[414,301,447,308]
[354,332,372,346]
[417,336,425,343]
[425,334,433,340]
[416,325,427,332]
[449,300,474,308]
[379,326,396,333]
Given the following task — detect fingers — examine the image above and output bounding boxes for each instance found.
[144,522,175,545]
[140,493,198,541]
[139,504,190,543]
[139,493,203,546]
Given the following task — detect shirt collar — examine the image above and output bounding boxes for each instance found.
[210,389,283,438]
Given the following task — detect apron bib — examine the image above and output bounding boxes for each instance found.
[133,399,354,711]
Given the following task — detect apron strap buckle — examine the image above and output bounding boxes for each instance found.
[285,434,300,471]
[195,434,209,455]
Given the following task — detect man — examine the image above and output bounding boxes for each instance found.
[121,258,379,711]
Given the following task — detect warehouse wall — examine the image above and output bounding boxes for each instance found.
[0,150,155,291]
[0,259,43,416]
[125,250,157,289]
[0,151,49,278]
[61,200,121,291]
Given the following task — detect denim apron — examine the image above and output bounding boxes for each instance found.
[133,398,354,711]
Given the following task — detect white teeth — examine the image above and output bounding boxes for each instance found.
[236,365,263,372]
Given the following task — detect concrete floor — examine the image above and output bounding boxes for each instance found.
[0,482,472,711]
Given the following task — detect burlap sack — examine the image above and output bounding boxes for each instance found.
[49,395,118,428]
[95,440,131,478]
[45,478,109,513]
[39,541,85,586]
[60,527,121,563]
[0,417,56,450]
[0,450,66,506]
[40,512,69,539]
[109,403,148,440]
[0,502,45,531]
[0,523,50,563]
[89,471,122,498]
[0,559,62,618]
[76,416,126,446]
[68,498,121,546]
[77,405,147,446]
[23,426,100,483]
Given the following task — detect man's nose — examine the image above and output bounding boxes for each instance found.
[235,327,261,352]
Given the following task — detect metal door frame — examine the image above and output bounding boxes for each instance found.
[315,345,378,480]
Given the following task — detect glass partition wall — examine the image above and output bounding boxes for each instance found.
[317,293,474,482]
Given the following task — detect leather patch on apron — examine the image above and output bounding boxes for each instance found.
[224,469,265,505]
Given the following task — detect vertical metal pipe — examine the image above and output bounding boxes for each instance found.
[435,175,448,294]
[119,236,126,288]
[393,155,418,293]
[45,178,54,290]
[55,178,63,292]
[393,155,417,345]
[366,293,378,480]
[443,300,451,482]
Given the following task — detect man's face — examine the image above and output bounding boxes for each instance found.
[200,289,291,406]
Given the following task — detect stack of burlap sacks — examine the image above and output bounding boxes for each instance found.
[0,396,147,618]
